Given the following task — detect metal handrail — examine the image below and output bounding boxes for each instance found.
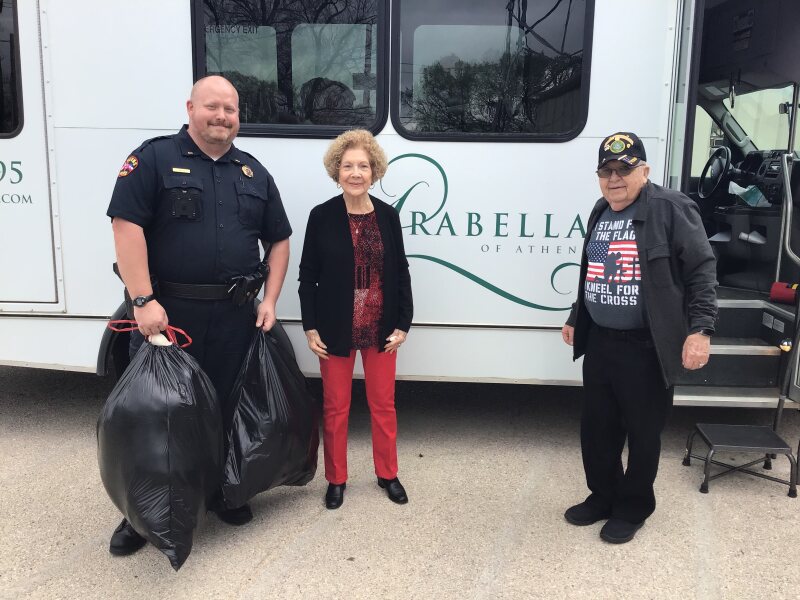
[778,152,800,414]
[781,153,799,267]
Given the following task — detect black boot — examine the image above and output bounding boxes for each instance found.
[109,519,146,556]
[214,503,253,526]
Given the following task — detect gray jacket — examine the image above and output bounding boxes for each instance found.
[566,181,718,387]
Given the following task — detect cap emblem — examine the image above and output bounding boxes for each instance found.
[604,134,635,154]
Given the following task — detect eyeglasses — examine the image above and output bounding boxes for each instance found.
[596,164,642,178]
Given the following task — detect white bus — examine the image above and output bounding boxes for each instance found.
[1,0,799,406]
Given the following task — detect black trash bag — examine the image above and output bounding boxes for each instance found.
[222,323,319,509]
[97,338,223,571]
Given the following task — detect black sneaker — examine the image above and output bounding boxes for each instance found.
[564,501,611,526]
[600,517,644,544]
[109,518,146,556]
[214,503,253,526]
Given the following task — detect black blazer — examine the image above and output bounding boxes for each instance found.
[298,195,413,357]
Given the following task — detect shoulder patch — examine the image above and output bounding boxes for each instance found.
[118,155,139,178]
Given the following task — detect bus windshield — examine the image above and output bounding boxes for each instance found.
[723,85,797,150]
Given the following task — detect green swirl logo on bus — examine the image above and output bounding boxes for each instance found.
[380,153,584,311]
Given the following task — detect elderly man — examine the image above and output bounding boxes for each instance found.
[562,132,717,543]
[106,76,291,554]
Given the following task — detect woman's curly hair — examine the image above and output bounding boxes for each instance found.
[323,129,388,183]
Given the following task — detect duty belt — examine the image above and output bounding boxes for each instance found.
[158,281,232,301]
[113,244,271,308]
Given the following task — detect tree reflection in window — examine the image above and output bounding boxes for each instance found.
[0,0,20,135]
[398,0,587,136]
[201,0,379,128]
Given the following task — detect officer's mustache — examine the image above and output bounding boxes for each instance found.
[207,120,232,129]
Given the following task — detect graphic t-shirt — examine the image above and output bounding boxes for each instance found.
[583,201,647,330]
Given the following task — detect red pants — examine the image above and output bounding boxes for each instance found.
[319,347,398,484]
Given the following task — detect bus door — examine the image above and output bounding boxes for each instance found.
[0,0,63,310]
[670,0,800,295]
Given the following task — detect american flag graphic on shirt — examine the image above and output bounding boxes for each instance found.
[586,240,640,282]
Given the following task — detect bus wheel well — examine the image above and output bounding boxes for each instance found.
[96,302,131,380]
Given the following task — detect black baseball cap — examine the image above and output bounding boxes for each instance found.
[597,132,647,169]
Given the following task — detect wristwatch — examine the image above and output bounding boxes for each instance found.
[132,294,156,308]
[697,328,713,337]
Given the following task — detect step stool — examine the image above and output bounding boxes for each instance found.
[682,422,798,497]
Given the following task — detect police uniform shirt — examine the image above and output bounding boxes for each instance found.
[107,125,291,285]
[582,201,647,330]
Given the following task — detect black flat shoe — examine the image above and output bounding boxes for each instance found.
[377,477,408,504]
[564,501,612,526]
[109,518,146,556]
[214,503,253,526]
[600,518,644,544]
[325,483,346,509]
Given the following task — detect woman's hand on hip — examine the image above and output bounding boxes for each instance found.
[305,329,329,360]
[384,329,407,354]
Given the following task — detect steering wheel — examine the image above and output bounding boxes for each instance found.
[698,146,732,199]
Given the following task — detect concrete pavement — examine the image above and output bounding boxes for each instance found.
[1,366,799,599]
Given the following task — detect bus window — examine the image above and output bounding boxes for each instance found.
[392,0,592,140]
[0,0,21,136]
[195,0,386,135]
[723,86,794,151]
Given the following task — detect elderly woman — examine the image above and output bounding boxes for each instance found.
[299,129,413,510]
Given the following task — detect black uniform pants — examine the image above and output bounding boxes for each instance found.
[580,324,674,524]
[129,297,256,432]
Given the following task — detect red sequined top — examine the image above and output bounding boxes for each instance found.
[348,211,384,348]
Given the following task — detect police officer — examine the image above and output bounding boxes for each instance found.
[106,76,291,556]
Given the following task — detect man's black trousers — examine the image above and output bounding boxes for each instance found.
[580,324,674,524]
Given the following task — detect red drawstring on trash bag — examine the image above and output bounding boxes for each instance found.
[107,320,193,348]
